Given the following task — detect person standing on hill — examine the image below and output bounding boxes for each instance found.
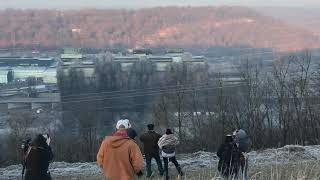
[24,134,53,180]
[158,128,183,180]
[233,128,252,180]
[140,124,164,178]
[217,134,242,179]
[97,120,144,180]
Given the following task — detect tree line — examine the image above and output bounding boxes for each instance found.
[2,52,320,166]
[0,7,318,51]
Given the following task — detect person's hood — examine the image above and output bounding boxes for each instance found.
[236,129,247,139]
[163,134,173,137]
[107,136,130,148]
[161,134,177,141]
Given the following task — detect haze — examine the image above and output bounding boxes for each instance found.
[1,0,320,9]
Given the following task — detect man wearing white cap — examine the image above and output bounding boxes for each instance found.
[97,119,144,180]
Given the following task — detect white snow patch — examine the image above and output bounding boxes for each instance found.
[249,145,320,166]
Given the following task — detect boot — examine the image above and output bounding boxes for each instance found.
[177,166,183,176]
[164,171,169,180]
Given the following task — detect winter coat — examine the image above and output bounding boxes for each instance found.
[158,134,179,158]
[25,145,53,180]
[127,128,138,140]
[97,131,144,180]
[234,129,252,153]
[217,142,241,177]
[139,131,162,156]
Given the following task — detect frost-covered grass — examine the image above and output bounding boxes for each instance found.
[1,145,320,180]
[182,161,320,180]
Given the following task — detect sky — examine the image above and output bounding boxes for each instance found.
[0,0,319,9]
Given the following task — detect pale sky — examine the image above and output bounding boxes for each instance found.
[0,0,319,9]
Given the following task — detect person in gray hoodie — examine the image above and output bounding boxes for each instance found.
[233,128,251,180]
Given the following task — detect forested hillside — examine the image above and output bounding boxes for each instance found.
[255,7,320,35]
[0,6,319,51]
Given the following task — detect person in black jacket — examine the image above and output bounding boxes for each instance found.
[140,124,164,177]
[121,119,138,140]
[127,127,138,140]
[217,135,241,179]
[24,134,53,180]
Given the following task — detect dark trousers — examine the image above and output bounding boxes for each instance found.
[145,154,164,176]
[240,155,249,180]
[163,156,182,179]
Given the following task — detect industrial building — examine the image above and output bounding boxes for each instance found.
[60,48,206,77]
[0,56,57,84]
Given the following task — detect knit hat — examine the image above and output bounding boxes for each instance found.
[116,119,131,130]
[166,128,173,135]
[225,134,233,143]
[147,124,154,130]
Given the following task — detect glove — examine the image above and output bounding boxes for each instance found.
[136,171,143,177]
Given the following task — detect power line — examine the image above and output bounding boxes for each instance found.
[60,81,217,99]
[61,91,320,114]
[61,83,246,104]
[60,81,244,101]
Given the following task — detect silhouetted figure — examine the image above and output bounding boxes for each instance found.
[127,128,138,140]
[24,134,53,180]
[140,124,164,177]
[217,135,242,179]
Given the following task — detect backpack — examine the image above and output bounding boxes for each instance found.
[238,136,252,153]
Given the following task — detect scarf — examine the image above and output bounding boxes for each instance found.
[113,131,129,138]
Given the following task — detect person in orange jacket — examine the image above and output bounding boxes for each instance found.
[97,119,144,180]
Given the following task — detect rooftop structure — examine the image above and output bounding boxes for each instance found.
[0,56,57,84]
[60,50,206,76]
[60,47,83,61]
[0,57,55,67]
[0,67,57,84]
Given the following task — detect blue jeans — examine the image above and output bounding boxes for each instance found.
[145,154,164,177]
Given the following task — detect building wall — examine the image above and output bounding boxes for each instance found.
[0,68,8,83]
[0,67,57,84]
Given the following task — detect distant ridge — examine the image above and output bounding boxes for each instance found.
[0,6,319,51]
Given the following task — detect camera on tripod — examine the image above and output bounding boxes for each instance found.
[21,138,32,153]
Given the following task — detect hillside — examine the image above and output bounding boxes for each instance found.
[1,145,320,179]
[255,7,320,35]
[0,7,319,51]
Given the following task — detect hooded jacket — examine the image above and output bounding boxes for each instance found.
[234,129,252,153]
[157,134,179,148]
[157,134,179,158]
[97,131,143,180]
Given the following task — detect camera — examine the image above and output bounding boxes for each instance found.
[21,138,32,153]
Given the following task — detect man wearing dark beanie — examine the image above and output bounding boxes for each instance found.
[140,124,164,178]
